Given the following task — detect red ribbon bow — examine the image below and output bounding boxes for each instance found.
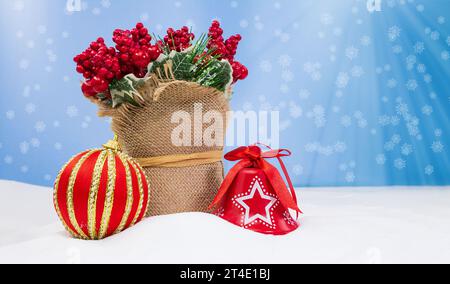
[210,144,302,214]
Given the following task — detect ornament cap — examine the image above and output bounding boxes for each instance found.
[103,135,122,152]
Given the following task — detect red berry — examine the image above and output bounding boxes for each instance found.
[76,65,85,73]
[240,66,248,79]
[81,83,96,97]
[164,26,194,51]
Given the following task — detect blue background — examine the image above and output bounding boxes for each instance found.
[0,0,449,187]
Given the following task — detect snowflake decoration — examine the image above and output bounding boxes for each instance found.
[299,89,310,100]
[292,165,304,176]
[345,172,356,183]
[430,31,440,41]
[318,146,334,156]
[259,60,272,73]
[360,35,371,46]
[388,25,401,41]
[12,0,25,11]
[19,59,30,70]
[387,79,397,88]
[278,55,292,68]
[66,106,79,118]
[425,165,434,176]
[320,13,334,26]
[305,142,318,153]
[34,121,46,133]
[334,141,347,153]
[30,138,40,148]
[19,142,30,154]
[392,45,403,54]
[336,72,350,89]
[281,70,294,82]
[20,166,29,173]
[345,46,359,60]
[391,116,400,126]
[406,79,418,91]
[351,66,365,77]
[313,105,325,117]
[417,64,426,73]
[358,119,368,128]
[6,110,15,120]
[394,158,406,170]
[378,115,391,126]
[54,143,63,150]
[434,129,442,137]
[413,42,425,54]
[376,154,386,165]
[391,134,402,145]
[101,0,111,8]
[280,84,289,94]
[384,141,395,151]
[4,155,14,165]
[431,141,444,153]
[406,55,417,69]
[289,102,302,118]
[341,115,352,127]
[303,62,322,81]
[25,103,36,114]
[401,144,413,156]
[421,105,433,116]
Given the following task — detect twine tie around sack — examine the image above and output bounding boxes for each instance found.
[136,151,223,168]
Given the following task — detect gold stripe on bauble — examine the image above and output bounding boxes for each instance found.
[87,150,107,239]
[98,150,116,239]
[54,154,82,238]
[129,161,144,226]
[114,153,134,234]
[67,150,96,239]
[135,161,151,218]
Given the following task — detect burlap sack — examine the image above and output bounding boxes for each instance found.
[98,77,229,217]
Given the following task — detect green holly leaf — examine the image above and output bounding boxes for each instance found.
[109,74,145,108]
[195,59,233,92]
[148,52,196,81]
[148,54,169,78]
[170,52,196,81]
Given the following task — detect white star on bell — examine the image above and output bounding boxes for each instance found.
[235,178,278,226]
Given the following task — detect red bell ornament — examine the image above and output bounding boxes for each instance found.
[53,137,150,240]
[210,145,302,235]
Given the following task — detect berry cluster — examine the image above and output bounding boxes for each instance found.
[231,61,249,82]
[207,21,248,82]
[207,21,227,57]
[164,26,195,52]
[74,21,248,100]
[224,35,242,60]
[74,37,122,97]
[113,23,161,78]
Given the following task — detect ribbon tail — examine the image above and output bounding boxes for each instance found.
[209,160,252,210]
[276,157,303,217]
[260,160,301,213]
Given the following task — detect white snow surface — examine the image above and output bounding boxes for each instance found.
[0,180,449,264]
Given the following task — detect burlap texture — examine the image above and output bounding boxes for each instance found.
[98,78,229,217]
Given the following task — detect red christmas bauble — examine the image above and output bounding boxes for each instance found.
[53,143,149,240]
[214,167,299,236]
